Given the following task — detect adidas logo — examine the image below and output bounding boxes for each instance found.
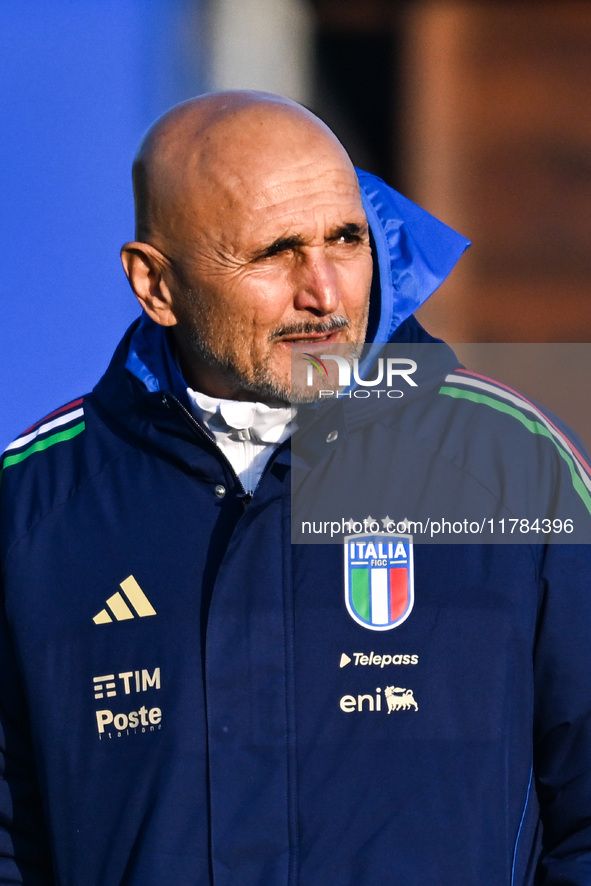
[93,576,156,624]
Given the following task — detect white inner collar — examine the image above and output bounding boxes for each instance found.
[186,388,295,493]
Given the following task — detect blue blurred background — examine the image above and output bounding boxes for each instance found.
[1,0,209,447]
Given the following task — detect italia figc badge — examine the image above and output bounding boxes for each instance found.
[344,534,414,631]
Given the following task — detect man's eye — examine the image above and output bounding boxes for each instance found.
[332,225,367,246]
[255,239,298,260]
[334,232,362,246]
[265,244,289,257]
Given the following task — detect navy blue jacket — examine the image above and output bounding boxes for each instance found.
[2,172,591,885]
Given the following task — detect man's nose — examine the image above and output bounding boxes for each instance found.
[292,252,340,314]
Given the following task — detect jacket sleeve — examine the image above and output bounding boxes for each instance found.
[534,542,591,884]
[0,577,54,885]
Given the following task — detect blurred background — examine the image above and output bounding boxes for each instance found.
[2,0,591,449]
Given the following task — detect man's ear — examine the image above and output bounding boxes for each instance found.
[120,242,178,327]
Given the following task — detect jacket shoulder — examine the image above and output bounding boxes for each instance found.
[0,394,126,555]
[435,368,591,523]
[1,397,87,475]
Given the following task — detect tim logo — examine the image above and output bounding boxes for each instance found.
[303,354,417,388]
[344,534,414,631]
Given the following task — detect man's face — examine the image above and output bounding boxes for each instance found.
[168,140,373,403]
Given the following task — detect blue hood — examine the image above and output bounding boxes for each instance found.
[125,170,470,394]
[357,168,469,341]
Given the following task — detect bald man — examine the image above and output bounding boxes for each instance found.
[121,92,372,404]
[1,91,591,886]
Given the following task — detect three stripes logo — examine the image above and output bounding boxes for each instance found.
[93,575,156,625]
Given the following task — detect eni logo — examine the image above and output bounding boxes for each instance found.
[339,685,419,713]
[385,686,418,712]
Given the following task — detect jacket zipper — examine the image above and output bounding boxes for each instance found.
[160,392,287,507]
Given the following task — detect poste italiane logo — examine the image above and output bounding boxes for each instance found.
[344,533,414,631]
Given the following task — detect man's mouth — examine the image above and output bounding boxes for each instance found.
[270,318,350,345]
[280,332,335,345]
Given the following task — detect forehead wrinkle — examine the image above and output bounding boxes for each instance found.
[241,163,365,228]
[246,187,366,237]
[194,164,365,262]
[249,176,362,215]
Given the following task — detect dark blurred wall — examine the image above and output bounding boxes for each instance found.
[404,1,591,346]
[310,0,591,444]
[311,0,591,343]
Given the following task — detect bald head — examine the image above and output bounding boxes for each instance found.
[132,90,357,253]
[121,90,372,403]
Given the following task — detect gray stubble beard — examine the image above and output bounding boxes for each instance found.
[179,289,369,405]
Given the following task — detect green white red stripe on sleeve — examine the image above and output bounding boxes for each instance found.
[439,369,591,513]
[2,398,85,470]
